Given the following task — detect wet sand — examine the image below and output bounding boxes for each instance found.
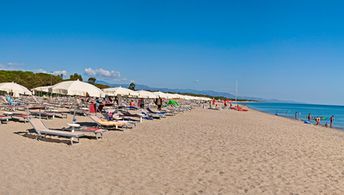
[1,108,344,194]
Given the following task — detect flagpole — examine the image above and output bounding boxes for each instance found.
[235,80,238,103]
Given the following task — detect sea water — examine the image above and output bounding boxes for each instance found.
[243,102,344,129]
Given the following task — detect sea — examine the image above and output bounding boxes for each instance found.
[243,102,344,129]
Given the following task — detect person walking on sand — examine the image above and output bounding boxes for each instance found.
[330,115,335,128]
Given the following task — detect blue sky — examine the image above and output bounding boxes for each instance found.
[1,0,344,104]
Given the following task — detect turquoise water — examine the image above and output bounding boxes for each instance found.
[244,102,344,129]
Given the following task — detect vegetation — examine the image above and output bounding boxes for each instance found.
[0,70,63,89]
[128,82,136,91]
[0,70,111,90]
[69,73,83,81]
[95,83,109,89]
[87,77,96,85]
[0,70,252,100]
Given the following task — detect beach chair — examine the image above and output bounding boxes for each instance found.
[141,109,162,119]
[119,110,149,122]
[0,115,11,124]
[30,110,55,119]
[29,118,86,145]
[147,107,174,116]
[12,114,30,123]
[89,115,132,130]
[3,111,29,123]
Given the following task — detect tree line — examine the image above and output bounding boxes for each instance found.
[0,70,252,100]
[0,70,110,89]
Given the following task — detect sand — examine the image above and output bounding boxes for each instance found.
[1,108,344,194]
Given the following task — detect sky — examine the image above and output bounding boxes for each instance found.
[1,0,344,105]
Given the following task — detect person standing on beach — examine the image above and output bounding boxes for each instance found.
[307,113,312,121]
[330,115,335,128]
[156,97,163,110]
[295,112,300,120]
[315,117,321,126]
[138,98,145,109]
[211,98,216,108]
[95,97,100,112]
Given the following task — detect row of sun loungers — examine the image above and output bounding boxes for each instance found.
[0,95,199,145]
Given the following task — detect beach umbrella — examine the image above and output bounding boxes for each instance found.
[170,94,183,99]
[184,95,196,100]
[51,80,105,97]
[153,91,170,99]
[163,93,176,99]
[137,90,158,99]
[103,87,138,97]
[167,99,179,106]
[32,86,52,94]
[0,82,32,97]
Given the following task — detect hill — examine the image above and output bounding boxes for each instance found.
[0,70,63,89]
[97,81,239,99]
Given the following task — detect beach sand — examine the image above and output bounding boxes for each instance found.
[1,108,344,194]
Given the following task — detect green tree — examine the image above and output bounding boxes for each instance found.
[128,82,136,91]
[88,77,96,85]
[69,73,83,81]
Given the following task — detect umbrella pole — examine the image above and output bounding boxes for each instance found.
[72,97,77,124]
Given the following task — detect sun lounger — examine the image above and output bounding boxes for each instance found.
[58,125,105,140]
[4,111,29,123]
[147,107,173,116]
[30,111,55,119]
[0,115,11,124]
[118,110,147,122]
[140,109,162,119]
[89,115,132,129]
[28,118,86,145]
[12,114,29,123]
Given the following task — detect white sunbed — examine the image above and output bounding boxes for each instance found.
[28,118,86,145]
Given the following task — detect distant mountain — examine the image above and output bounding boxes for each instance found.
[97,80,296,102]
[97,81,237,98]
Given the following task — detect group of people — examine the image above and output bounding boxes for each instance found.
[307,113,335,128]
[129,97,163,110]
[210,98,232,109]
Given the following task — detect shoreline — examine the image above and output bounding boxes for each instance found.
[245,104,344,131]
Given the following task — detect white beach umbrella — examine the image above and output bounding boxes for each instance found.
[184,95,195,100]
[32,86,52,93]
[171,93,183,99]
[51,80,105,97]
[163,93,175,99]
[137,90,158,99]
[0,82,32,97]
[103,87,138,97]
[153,91,170,99]
[177,95,187,100]
[201,97,211,101]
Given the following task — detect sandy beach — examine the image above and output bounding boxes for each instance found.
[1,108,344,194]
